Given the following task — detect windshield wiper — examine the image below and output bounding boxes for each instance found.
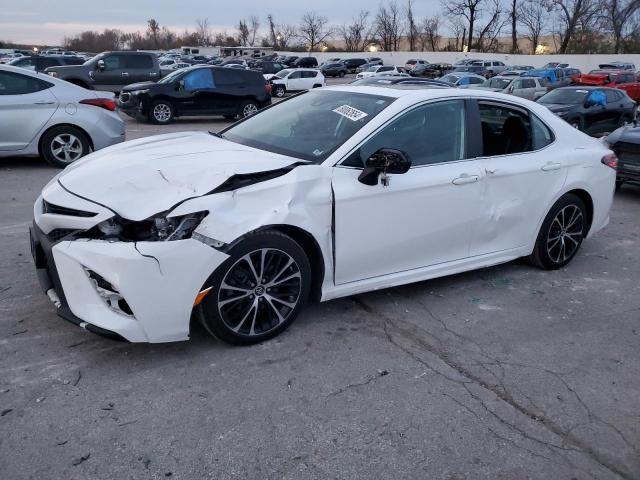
[209,131,225,139]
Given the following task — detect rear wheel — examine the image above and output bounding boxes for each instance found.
[529,194,587,270]
[239,100,259,118]
[41,126,90,168]
[197,232,311,345]
[339,71,345,78]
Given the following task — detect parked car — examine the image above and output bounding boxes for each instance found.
[0,65,124,167]
[45,51,161,92]
[225,64,249,69]
[469,60,508,76]
[8,55,84,72]
[356,65,403,79]
[321,62,348,78]
[252,60,285,75]
[320,57,342,66]
[438,73,487,87]
[405,59,427,70]
[573,70,640,101]
[471,75,548,100]
[29,86,615,345]
[543,62,569,69]
[350,76,450,87]
[364,57,383,66]
[453,58,481,66]
[522,68,562,87]
[269,68,325,97]
[293,57,319,68]
[537,86,636,134]
[409,63,451,78]
[0,52,27,63]
[118,66,271,124]
[341,58,367,73]
[604,125,640,189]
[355,62,377,74]
[451,65,491,77]
[598,62,636,72]
[281,56,299,67]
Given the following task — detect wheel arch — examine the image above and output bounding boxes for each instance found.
[565,188,594,235]
[38,122,94,156]
[229,224,326,303]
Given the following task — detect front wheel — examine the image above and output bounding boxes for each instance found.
[197,232,311,345]
[528,194,587,270]
[339,71,345,78]
[273,85,286,97]
[149,100,174,124]
[41,126,90,168]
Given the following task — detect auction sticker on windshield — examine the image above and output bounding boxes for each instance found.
[333,105,368,121]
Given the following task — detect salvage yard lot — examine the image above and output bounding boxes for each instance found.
[1,111,640,479]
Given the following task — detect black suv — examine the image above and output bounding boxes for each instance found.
[293,57,318,68]
[119,65,271,124]
[341,58,367,73]
[8,55,84,72]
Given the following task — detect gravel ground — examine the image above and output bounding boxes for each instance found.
[1,82,639,479]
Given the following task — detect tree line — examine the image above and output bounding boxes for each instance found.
[4,1,640,54]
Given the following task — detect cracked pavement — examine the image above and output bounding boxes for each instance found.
[1,112,639,479]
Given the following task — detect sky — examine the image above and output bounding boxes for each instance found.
[2,0,442,45]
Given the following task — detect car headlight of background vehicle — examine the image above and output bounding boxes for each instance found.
[90,211,208,242]
[130,89,149,96]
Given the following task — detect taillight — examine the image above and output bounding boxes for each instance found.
[601,153,618,170]
[79,98,117,111]
[264,83,272,95]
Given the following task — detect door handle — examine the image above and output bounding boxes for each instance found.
[541,162,562,171]
[121,72,129,76]
[452,174,479,185]
[34,101,55,105]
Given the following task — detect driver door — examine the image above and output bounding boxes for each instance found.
[332,99,485,284]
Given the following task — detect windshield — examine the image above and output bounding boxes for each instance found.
[275,69,291,79]
[538,88,589,105]
[440,75,460,84]
[487,78,512,89]
[222,90,394,162]
[366,66,378,72]
[83,52,104,66]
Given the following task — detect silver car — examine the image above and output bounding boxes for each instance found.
[471,75,548,101]
[0,65,124,167]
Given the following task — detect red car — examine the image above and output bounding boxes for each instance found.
[573,70,640,101]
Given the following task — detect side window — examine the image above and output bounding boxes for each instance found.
[531,115,554,150]
[604,90,618,103]
[215,69,242,86]
[479,102,532,156]
[511,80,522,89]
[469,77,484,84]
[302,71,317,78]
[522,79,536,88]
[125,56,153,69]
[0,71,52,95]
[183,68,215,91]
[458,77,470,85]
[379,66,393,72]
[289,71,302,79]
[346,100,467,168]
[103,55,124,70]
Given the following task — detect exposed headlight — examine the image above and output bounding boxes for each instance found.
[47,71,58,77]
[90,211,208,242]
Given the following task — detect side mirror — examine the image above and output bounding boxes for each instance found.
[97,59,105,71]
[358,148,411,186]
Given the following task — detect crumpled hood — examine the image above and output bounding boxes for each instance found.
[121,81,157,92]
[57,131,300,221]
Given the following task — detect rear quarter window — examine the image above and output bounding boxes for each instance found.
[531,114,554,150]
[126,55,154,69]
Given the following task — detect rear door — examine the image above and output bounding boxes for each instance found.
[0,70,58,151]
[178,67,221,114]
[471,100,566,255]
[125,55,158,84]
[286,70,305,90]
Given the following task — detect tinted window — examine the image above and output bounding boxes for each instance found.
[522,79,536,88]
[289,71,302,79]
[351,100,466,167]
[604,90,619,102]
[302,71,317,78]
[0,71,52,95]
[215,68,244,86]
[103,55,125,70]
[184,68,215,90]
[469,77,485,84]
[126,55,154,69]
[479,102,532,155]
[531,115,554,150]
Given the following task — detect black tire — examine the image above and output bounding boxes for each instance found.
[528,194,587,270]
[339,71,345,78]
[197,231,311,345]
[239,100,259,118]
[148,100,174,124]
[40,125,90,168]
[273,85,286,98]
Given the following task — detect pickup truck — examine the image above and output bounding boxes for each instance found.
[573,70,640,101]
[45,51,161,92]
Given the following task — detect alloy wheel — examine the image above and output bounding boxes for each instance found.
[153,103,172,122]
[546,205,584,264]
[242,103,258,117]
[218,248,302,336]
[50,134,83,164]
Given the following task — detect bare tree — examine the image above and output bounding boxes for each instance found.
[338,10,371,52]
[248,16,260,46]
[374,2,403,51]
[267,14,278,47]
[146,19,161,48]
[195,18,212,46]
[406,0,418,51]
[237,19,250,45]
[543,0,598,53]
[277,24,298,49]
[442,0,483,51]
[420,16,442,51]
[510,0,519,52]
[445,16,467,51]
[475,0,507,52]
[298,11,333,51]
[520,0,548,53]
[600,0,640,53]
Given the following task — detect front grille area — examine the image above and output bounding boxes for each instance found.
[47,229,77,243]
[119,92,131,103]
[43,199,97,218]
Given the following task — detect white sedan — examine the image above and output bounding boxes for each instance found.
[31,86,616,344]
[356,65,403,79]
[0,65,124,167]
[265,68,325,97]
